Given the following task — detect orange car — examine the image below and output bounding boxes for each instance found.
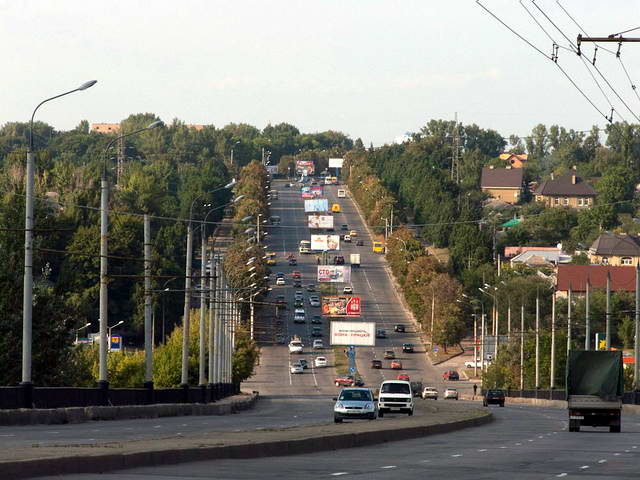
[292,271,301,279]
[397,373,410,381]
[390,360,402,369]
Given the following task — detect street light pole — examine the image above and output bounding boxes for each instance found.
[107,320,123,351]
[22,80,97,407]
[75,322,92,343]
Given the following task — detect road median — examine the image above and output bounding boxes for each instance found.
[0,401,490,478]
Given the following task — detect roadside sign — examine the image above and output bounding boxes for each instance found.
[433,346,438,352]
[110,335,122,352]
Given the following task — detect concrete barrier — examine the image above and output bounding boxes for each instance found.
[0,393,259,426]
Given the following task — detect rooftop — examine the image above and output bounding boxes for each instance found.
[556,265,637,292]
[480,167,524,189]
[534,173,596,197]
[589,233,640,257]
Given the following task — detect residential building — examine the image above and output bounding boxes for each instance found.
[499,153,528,168]
[510,248,571,267]
[480,166,524,204]
[533,171,596,208]
[504,246,562,259]
[91,123,120,134]
[588,232,640,266]
[555,265,636,298]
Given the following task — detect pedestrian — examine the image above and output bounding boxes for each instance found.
[473,383,478,399]
[317,256,320,265]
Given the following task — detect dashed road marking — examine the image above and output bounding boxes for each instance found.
[499,446,507,449]
[614,453,621,456]
[380,466,396,469]
[598,460,607,464]
[478,449,488,452]
[515,443,522,446]
[556,474,567,478]
[330,473,348,476]
[0,434,15,437]
[625,450,630,453]
[451,454,462,457]
[420,460,431,463]
[580,466,589,470]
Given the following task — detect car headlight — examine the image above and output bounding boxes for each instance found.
[364,403,372,410]
[336,402,344,409]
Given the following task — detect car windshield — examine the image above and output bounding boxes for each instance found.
[489,390,503,395]
[381,383,410,394]
[339,390,372,401]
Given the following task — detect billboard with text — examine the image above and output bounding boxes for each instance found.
[296,160,315,175]
[322,296,361,316]
[329,158,344,169]
[304,199,329,212]
[308,215,334,229]
[330,321,375,346]
[317,265,351,283]
[311,234,340,251]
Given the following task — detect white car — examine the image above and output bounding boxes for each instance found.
[349,230,357,237]
[313,339,324,349]
[422,387,438,400]
[288,340,303,354]
[290,363,304,374]
[443,388,459,400]
[314,356,327,367]
[309,296,320,307]
[377,380,414,417]
[343,286,353,294]
[276,277,285,286]
[294,308,306,323]
[464,360,489,368]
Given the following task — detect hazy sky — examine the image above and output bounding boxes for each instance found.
[3,1,640,145]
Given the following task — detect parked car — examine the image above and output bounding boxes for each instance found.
[422,387,438,400]
[313,339,324,349]
[390,360,402,369]
[333,388,377,423]
[371,359,382,369]
[343,286,353,294]
[290,363,304,374]
[464,360,488,368]
[397,374,410,381]
[443,388,459,400]
[311,315,322,324]
[483,389,506,407]
[384,350,395,360]
[394,324,406,333]
[376,329,386,339]
[402,343,414,353]
[315,356,327,367]
[443,370,459,381]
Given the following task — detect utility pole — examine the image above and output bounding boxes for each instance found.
[199,222,207,392]
[451,112,460,183]
[208,251,216,401]
[143,214,153,393]
[214,255,222,399]
[635,264,640,392]
[181,221,193,395]
[550,289,556,390]
[390,207,394,235]
[481,313,486,373]
[585,277,591,350]
[606,271,611,350]
[430,289,436,346]
[520,300,525,391]
[567,283,572,354]
[473,313,478,378]
[535,289,540,390]
[116,135,125,188]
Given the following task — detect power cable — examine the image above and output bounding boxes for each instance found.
[609,25,640,37]
[556,0,616,55]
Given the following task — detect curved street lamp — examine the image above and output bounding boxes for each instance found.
[22,80,97,406]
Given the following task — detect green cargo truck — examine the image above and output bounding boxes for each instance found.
[566,350,623,433]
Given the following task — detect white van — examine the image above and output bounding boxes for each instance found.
[337,189,346,198]
[377,380,414,417]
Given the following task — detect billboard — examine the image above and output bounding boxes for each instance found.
[296,160,315,175]
[322,296,361,316]
[317,265,351,283]
[308,215,334,229]
[311,234,340,251]
[304,199,329,212]
[266,165,278,174]
[330,321,375,346]
[329,158,344,169]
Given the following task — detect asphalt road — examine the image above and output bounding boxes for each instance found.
[38,404,640,479]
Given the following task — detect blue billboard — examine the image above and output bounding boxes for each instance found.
[304,199,329,212]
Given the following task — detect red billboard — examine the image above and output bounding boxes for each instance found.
[321,296,361,316]
[296,160,315,175]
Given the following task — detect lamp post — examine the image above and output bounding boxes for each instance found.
[230,140,240,169]
[22,80,97,407]
[107,320,124,351]
[181,181,236,395]
[98,119,162,405]
[75,322,92,343]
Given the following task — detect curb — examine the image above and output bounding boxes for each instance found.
[1,409,492,479]
[0,393,258,427]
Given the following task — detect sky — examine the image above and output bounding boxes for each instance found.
[2,0,640,146]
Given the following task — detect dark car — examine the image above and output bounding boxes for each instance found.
[307,284,316,292]
[311,327,323,337]
[394,324,405,333]
[371,359,382,369]
[293,279,302,288]
[334,256,345,265]
[402,343,414,353]
[483,389,505,407]
[356,239,364,246]
[384,350,395,359]
[326,227,335,232]
[294,299,304,308]
[376,329,386,339]
[289,258,297,266]
[299,359,309,369]
[275,295,287,308]
[410,381,423,397]
[311,315,322,324]
[341,224,349,231]
[443,370,459,381]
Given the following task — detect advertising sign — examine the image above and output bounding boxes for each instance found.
[296,160,315,175]
[308,215,334,229]
[317,265,351,283]
[330,321,375,346]
[310,185,324,194]
[311,234,340,251]
[329,158,344,169]
[304,199,329,212]
[110,335,123,352]
[301,192,314,199]
[322,296,361,316]
[266,165,278,174]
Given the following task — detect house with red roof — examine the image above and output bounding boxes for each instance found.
[555,265,637,299]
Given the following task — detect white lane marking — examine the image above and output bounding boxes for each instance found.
[614,453,621,456]
[380,466,396,469]
[556,474,567,478]
[420,460,431,463]
[499,446,507,449]
[538,435,544,439]
[46,431,60,434]
[625,450,630,453]
[330,473,348,476]
[580,465,589,470]
[451,454,463,457]
[477,449,487,452]
[153,425,162,428]
[0,434,15,437]
[515,443,522,446]
[598,459,607,464]
[633,446,638,449]
[527,439,534,442]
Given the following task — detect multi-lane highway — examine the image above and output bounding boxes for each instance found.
[39,403,640,479]
[246,178,469,397]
